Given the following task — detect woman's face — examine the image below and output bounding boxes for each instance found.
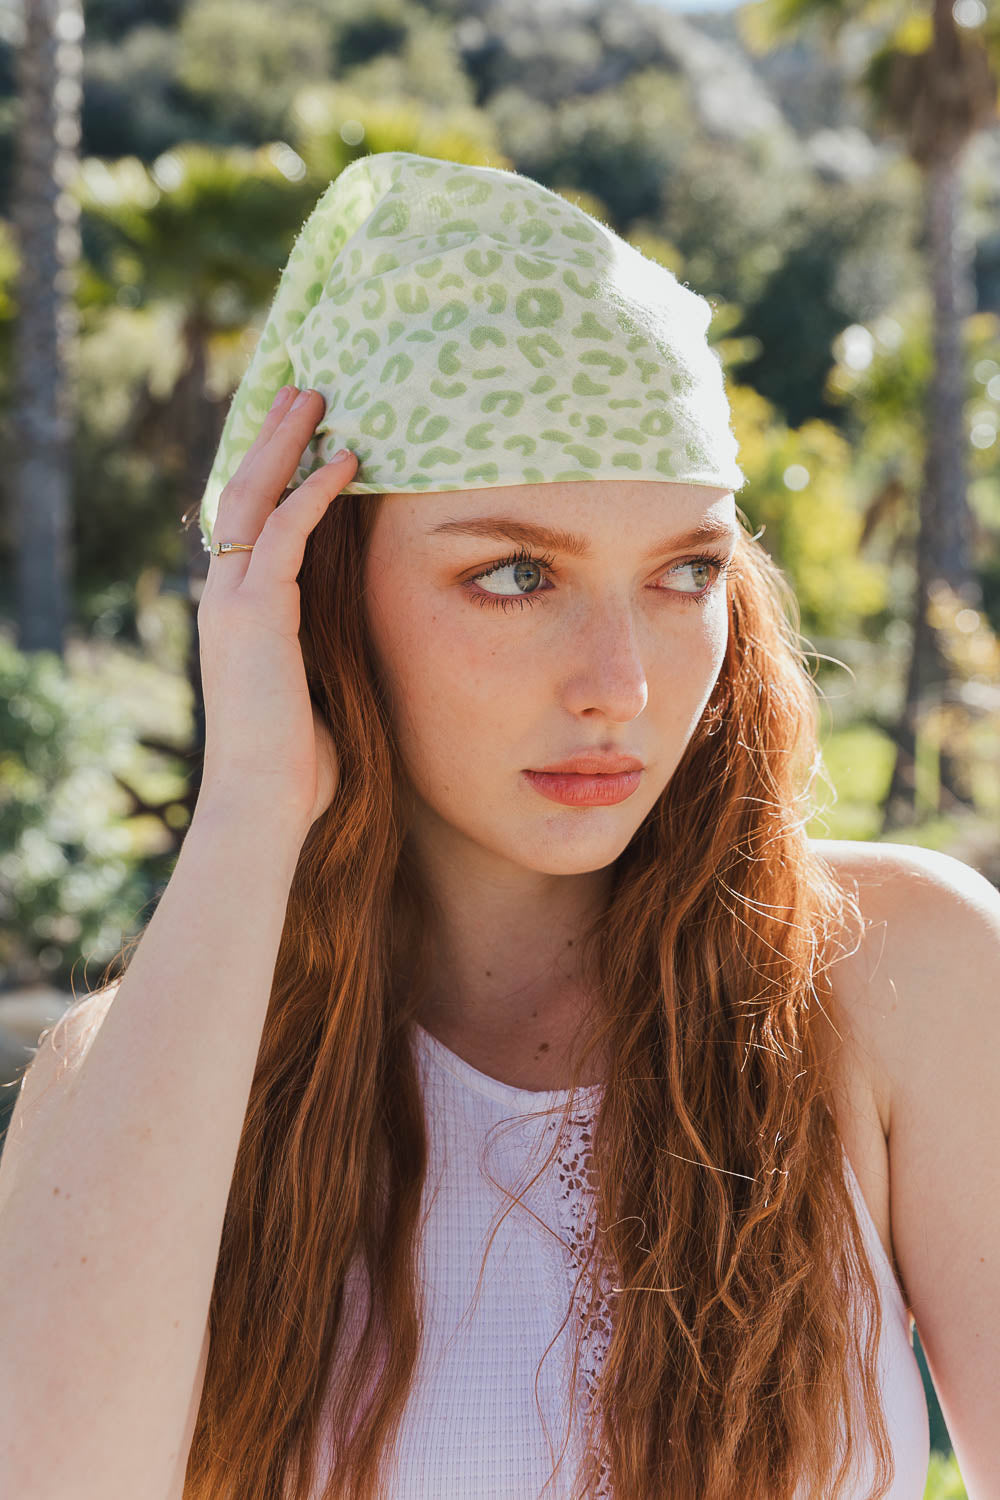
[363,480,737,877]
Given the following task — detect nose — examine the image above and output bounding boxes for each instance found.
[560,599,649,722]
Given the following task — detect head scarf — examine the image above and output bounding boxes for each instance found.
[199,150,745,551]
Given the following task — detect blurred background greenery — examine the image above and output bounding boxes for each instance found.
[0,1,997,1493]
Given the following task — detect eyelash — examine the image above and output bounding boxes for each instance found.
[465,545,735,613]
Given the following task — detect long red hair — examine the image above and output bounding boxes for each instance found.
[155,490,890,1498]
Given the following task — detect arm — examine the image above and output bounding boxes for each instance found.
[869,845,1000,1498]
[0,801,306,1500]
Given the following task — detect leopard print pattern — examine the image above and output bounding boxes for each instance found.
[199,150,745,550]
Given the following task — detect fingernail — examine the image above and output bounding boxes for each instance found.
[292,388,319,411]
[271,385,292,409]
[331,448,354,462]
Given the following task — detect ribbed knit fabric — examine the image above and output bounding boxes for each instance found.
[311,1023,930,1498]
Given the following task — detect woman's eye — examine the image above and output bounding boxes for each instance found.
[475,556,549,597]
[669,559,715,594]
[466,547,556,611]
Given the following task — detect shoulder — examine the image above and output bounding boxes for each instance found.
[808,834,1000,1019]
[809,838,1000,1487]
[809,835,1000,1118]
[809,832,999,909]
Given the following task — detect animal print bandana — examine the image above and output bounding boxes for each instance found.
[199,150,746,550]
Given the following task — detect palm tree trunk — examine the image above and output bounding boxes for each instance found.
[924,145,979,814]
[881,68,980,828]
[11,0,83,656]
[879,462,937,832]
[924,153,976,593]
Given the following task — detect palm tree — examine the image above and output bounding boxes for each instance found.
[10,0,84,655]
[742,0,999,828]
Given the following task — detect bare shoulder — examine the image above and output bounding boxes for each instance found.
[809,837,1000,1488]
[807,835,1000,1127]
[808,833,1000,1004]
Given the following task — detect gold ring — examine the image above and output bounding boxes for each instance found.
[210,541,255,556]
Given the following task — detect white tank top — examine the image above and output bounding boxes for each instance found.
[313,1023,930,1498]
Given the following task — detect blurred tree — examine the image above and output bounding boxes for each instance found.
[734,164,922,427]
[336,13,477,111]
[82,24,238,163]
[10,0,83,655]
[70,0,186,47]
[742,0,1000,829]
[726,378,889,638]
[177,0,336,144]
[827,306,1000,823]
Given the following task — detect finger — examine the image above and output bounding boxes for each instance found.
[222,385,299,495]
[214,388,326,533]
[209,388,325,587]
[250,387,330,501]
[245,383,299,455]
[240,449,358,593]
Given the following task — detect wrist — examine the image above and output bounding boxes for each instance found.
[189,793,312,856]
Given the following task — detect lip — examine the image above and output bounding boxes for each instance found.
[522,768,643,807]
[531,753,644,775]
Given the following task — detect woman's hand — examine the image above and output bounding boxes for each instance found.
[196,386,358,839]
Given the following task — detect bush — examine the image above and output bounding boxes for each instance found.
[0,634,151,990]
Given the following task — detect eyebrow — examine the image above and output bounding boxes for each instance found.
[426,514,738,559]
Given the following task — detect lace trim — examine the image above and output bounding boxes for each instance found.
[546,1110,617,1498]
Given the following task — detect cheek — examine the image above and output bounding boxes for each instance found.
[364,580,531,768]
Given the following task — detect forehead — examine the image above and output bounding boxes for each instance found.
[372,480,737,547]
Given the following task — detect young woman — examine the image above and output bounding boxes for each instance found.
[1,153,996,1500]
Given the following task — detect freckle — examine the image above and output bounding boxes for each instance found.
[531,1010,537,1019]
[538,1042,550,1053]
[485,969,491,977]
[567,939,573,947]
[53,1186,60,1195]
[80,1256,87,1265]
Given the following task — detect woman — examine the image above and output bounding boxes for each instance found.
[3,152,996,1500]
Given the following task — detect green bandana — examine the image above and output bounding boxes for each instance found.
[199,150,745,551]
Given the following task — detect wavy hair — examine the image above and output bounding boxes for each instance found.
[169,489,893,1500]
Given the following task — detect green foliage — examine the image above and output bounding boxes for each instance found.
[826,305,1000,630]
[178,0,336,140]
[0,636,152,988]
[735,165,923,427]
[74,145,321,312]
[487,68,697,231]
[727,382,889,637]
[808,723,896,841]
[337,15,476,111]
[82,24,207,163]
[289,83,504,182]
[330,0,412,69]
